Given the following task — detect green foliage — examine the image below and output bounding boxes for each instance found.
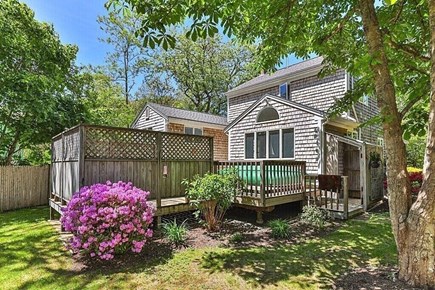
[406,135,425,168]
[182,171,240,231]
[300,205,329,229]
[139,31,258,115]
[0,0,88,165]
[82,72,136,127]
[229,232,244,244]
[268,219,291,239]
[162,219,188,247]
[97,10,150,103]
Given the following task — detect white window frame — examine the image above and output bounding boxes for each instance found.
[185,127,203,136]
[244,128,295,160]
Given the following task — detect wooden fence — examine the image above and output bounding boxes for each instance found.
[0,166,50,212]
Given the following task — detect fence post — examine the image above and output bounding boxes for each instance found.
[156,132,162,227]
[342,176,349,219]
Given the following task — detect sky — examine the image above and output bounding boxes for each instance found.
[22,0,111,66]
[21,0,302,69]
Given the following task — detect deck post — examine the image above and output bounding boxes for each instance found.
[342,176,349,219]
[260,161,266,207]
[256,210,264,224]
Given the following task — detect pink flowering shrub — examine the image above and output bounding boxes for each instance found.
[61,181,154,260]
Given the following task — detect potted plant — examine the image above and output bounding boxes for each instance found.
[369,151,381,168]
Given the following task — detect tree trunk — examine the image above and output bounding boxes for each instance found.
[397,0,435,285]
[359,0,435,286]
[5,130,21,165]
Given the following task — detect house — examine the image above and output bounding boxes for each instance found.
[131,103,228,160]
[224,56,384,211]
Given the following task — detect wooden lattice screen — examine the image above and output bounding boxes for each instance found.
[51,125,214,207]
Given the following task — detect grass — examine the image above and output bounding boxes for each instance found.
[0,207,397,289]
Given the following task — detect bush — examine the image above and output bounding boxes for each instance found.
[182,170,240,231]
[300,205,328,228]
[268,219,291,239]
[229,232,244,244]
[162,219,188,246]
[61,181,154,260]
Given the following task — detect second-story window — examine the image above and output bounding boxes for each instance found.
[185,127,203,135]
[279,83,289,99]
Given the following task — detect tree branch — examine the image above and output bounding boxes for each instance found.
[320,7,356,43]
[400,95,425,119]
[386,37,430,62]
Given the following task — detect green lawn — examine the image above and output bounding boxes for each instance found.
[0,207,397,290]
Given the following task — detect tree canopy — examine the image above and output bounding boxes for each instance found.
[0,0,88,165]
[137,32,258,114]
[108,0,435,286]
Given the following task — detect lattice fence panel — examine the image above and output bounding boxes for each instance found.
[63,128,80,160]
[52,137,63,162]
[85,127,158,160]
[161,134,212,161]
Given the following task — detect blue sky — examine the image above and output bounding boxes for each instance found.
[22,0,111,66]
[21,0,301,69]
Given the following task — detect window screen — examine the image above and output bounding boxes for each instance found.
[269,130,280,158]
[257,132,266,159]
[282,128,295,158]
[245,133,254,159]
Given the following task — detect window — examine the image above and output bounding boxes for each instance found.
[269,130,280,158]
[256,132,266,158]
[244,128,295,159]
[377,137,384,147]
[145,107,150,120]
[245,133,254,159]
[257,107,279,122]
[279,83,288,99]
[282,129,295,158]
[346,130,359,140]
[185,127,202,135]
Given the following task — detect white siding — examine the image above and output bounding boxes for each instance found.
[132,107,166,131]
[228,98,321,173]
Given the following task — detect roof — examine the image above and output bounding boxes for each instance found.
[225,94,325,132]
[227,56,324,97]
[132,103,228,127]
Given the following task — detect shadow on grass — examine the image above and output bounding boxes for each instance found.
[0,207,175,290]
[200,214,397,288]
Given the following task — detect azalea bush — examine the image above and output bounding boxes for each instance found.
[61,181,154,260]
[182,170,240,231]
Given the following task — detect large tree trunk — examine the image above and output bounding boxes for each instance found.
[359,0,435,287]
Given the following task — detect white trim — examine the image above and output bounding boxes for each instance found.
[244,127,295,160]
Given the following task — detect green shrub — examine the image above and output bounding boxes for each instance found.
[182,170,240,231]
[229,232,244,244]
[162,219,188,246]
[300,205,329,228]
[268,219,291,239]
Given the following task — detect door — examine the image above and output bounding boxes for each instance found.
[343,143,361,198]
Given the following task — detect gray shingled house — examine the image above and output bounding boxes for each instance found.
[224,57,384,211]
[132,103,228,160]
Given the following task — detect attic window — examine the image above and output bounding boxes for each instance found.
[145,107,150,120]
[257,107,279,123]
[279,83,288,99]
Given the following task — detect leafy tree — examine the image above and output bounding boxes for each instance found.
[0,0,87,165]
[109,0,435,286]
[98,10,149,103]
[138,33,257,114]
[83,71,136,127]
